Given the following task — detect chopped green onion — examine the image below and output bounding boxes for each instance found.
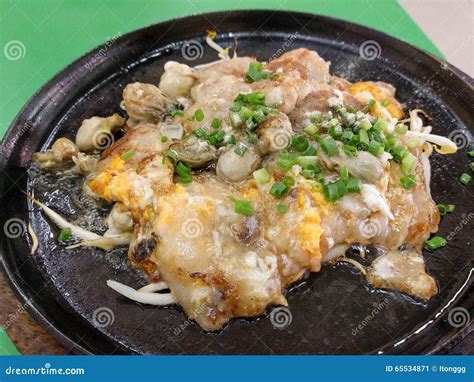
[229,197,254,216]
[320,136,339,156]
[290,135,309,152]
[341,129,354,143]
[282,176,295,187]
[121,150,135,161]
[468,150,474,158]
[253,168,270,184]
[277,158,295,172]
[368,140,384,157]
[346,178,361,193]
[372,118,387,132]
[400,174,417,189]
[179,175,192,184]
[235,92,265,105]
[301,144,317,156]
[193,128,207,139]
[277,204,288,214]
[437,203,455,216]
[363,99,376,112]
[323,180,347,202]
[381,99,391,107]
[408,139,421,149]
[310,112,323,123]
[297,156,318,169]
[389,145,408,162]
[269,182,289,198]
[246,62,271,82]
[234,143,248,156]
[175,162,192,183]
[395,123,408,135]
[304,123,319,136]
[302,169,315,179]
[359,129,369,145]
[208,130,226,146]
[194,108,204,122]
[384,134,398,147]
[170,110,184,117]
[401,152,417,175]
[187,115,195,121]
[343,145,357,157]
[470,162,474,172]
[424,236,447,251]
[58,228,72,242]
[329,125,343,139]
[211,118,222,129]
[229,112,243,128]
[339,166,349,182]
[460,173,471,185]
[161,136,168,143]
[166,149,178,161]
[359,118,372,131]
[437,204,447,215]
[247,133,258,144]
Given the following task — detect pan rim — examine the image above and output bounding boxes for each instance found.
[0,9,472,355]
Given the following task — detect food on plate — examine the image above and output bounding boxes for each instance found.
[31,35,457,331]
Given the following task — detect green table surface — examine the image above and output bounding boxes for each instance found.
[0,0,442,139]
[0,0,441,355]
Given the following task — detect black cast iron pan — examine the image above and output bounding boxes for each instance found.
[1,10,473,354]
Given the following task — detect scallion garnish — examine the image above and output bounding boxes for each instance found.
[253,168,270,184]
[320,136,339,156]
[211,118,222,129]
[323,179,347,202]
[277,204,288,214]
[368,140,384,157]
[395,123,408,135]
[269,182,289,198]
[424,236,447,251]
[401,152,417,175]
[304,124,319,136]
[282,176,295,187]
[290,135,309,152]
[121,150,135,161]
[234,143,248,157]
[339,166,349,182]
[175,161,192,183]
[170,110,184,117]
[437,203,455,216]
[194,108,204,122]
[400,174,417,189]
[297,156,318,169]
[58,228,72,242]
[246,62,271,82]
[166,149,178,161]
[460,173,472,185]
[346,178,361,193]
[229,197,254,216]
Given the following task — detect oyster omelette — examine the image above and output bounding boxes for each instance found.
[31,38,458,331]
